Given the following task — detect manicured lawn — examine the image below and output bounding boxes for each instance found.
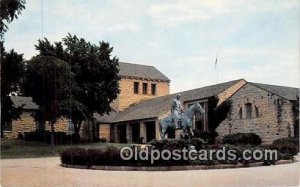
[1,139,130,159]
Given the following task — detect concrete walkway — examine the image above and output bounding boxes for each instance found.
[1,156,299,187]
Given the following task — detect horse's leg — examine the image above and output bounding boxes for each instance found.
[188,126,194,138]
[159,122,164,139]
[160,121,167,139]
[161,127,167,139]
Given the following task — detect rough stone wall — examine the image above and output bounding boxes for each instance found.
[216,83,295,144]
[99,124,110,140]
[3,112,36,139]
[3,114,87,139]
[116,78,170,111]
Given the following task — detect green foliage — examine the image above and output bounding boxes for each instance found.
[34,34,120,135]
[192,129,216,144]
[271,137,299,155]
[0,0,26,36]
[272,137,299,147]
[149,139,189,150]
[1,43,25,137]
[61,147,122,166]
[222,133,262,145]
[206,96,232,143]
[23,55,74,124]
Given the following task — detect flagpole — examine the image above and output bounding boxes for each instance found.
[215,55,218,83]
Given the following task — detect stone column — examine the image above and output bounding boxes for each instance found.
[140,121,146,143]
[204,102,209,132]
[114,124,119,143]
[155,119,161,140]
[126,123,132,143]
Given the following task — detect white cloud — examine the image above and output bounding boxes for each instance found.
[148,0,298,26]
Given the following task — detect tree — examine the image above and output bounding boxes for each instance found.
[35,34,120,140]
[207,96,232,143]
[1,43,24,138]
[23,55,74,151]
[0,0,26,37]
[1,0,26,137]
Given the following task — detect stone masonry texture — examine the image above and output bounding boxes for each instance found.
[216,83,295,144]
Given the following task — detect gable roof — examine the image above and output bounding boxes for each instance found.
[11,96,38,110]
[118,62,170,82]
[250,82,299,101]
[97,79,243,123]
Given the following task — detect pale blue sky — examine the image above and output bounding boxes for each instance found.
[4,0,299,93]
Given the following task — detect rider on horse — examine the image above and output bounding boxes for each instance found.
[171,94,183,129]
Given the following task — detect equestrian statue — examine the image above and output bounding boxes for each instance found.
[159,94,205,139]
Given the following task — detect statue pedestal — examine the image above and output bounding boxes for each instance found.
[175,129,183,139]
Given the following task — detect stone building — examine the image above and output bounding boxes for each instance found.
[97,79,299,144]
[2,62,170,139]
[3,62,298,144]
[111,62,170,111]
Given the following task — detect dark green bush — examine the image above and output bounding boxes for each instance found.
[193,130,217,144]
[60,147,87,165]
[272,137,299,147]
[222,133,262,145]
[190,138,205,150]
[149,139,189,150]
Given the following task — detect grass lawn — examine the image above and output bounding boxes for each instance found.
[1,139,130,159]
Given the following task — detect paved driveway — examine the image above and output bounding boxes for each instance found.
[1,156,299,187]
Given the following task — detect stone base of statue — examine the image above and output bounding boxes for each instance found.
[175,129,183,139]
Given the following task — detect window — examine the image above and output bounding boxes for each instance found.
[245,103,252,119]
[4,121,12,131]
[143,83,148,94]
[151,84,156,95]
[133,82,139,94]
[239,107,243,119]
[255,106,259,118]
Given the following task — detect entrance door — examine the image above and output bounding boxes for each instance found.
[117,125,127,143]
[131,123,140,143]
[168,128,175,138]
[146,122,156,142]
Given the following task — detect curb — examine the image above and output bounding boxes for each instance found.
[61,159,295,171]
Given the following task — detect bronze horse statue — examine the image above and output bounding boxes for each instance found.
[159,103,205,139]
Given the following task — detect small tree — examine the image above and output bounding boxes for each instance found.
[23,55,74,152]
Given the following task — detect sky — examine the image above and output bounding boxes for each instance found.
[4,0,300,93]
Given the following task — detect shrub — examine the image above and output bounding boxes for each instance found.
[190,138,205,150]
[60,147,87,165]
[272,137,299,147]
[99,138,107,143]
[222,133,262,145]
[193,130,216,144]
[103,147,123,166]
[149,139,189,151]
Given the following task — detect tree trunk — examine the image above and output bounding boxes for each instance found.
[50,121,55,154]
[1,122,4,139]
[74,120,82,135]
[72,120,82,143]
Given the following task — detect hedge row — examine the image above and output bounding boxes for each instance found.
[61,138,296,167]
[222,133,262,145]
